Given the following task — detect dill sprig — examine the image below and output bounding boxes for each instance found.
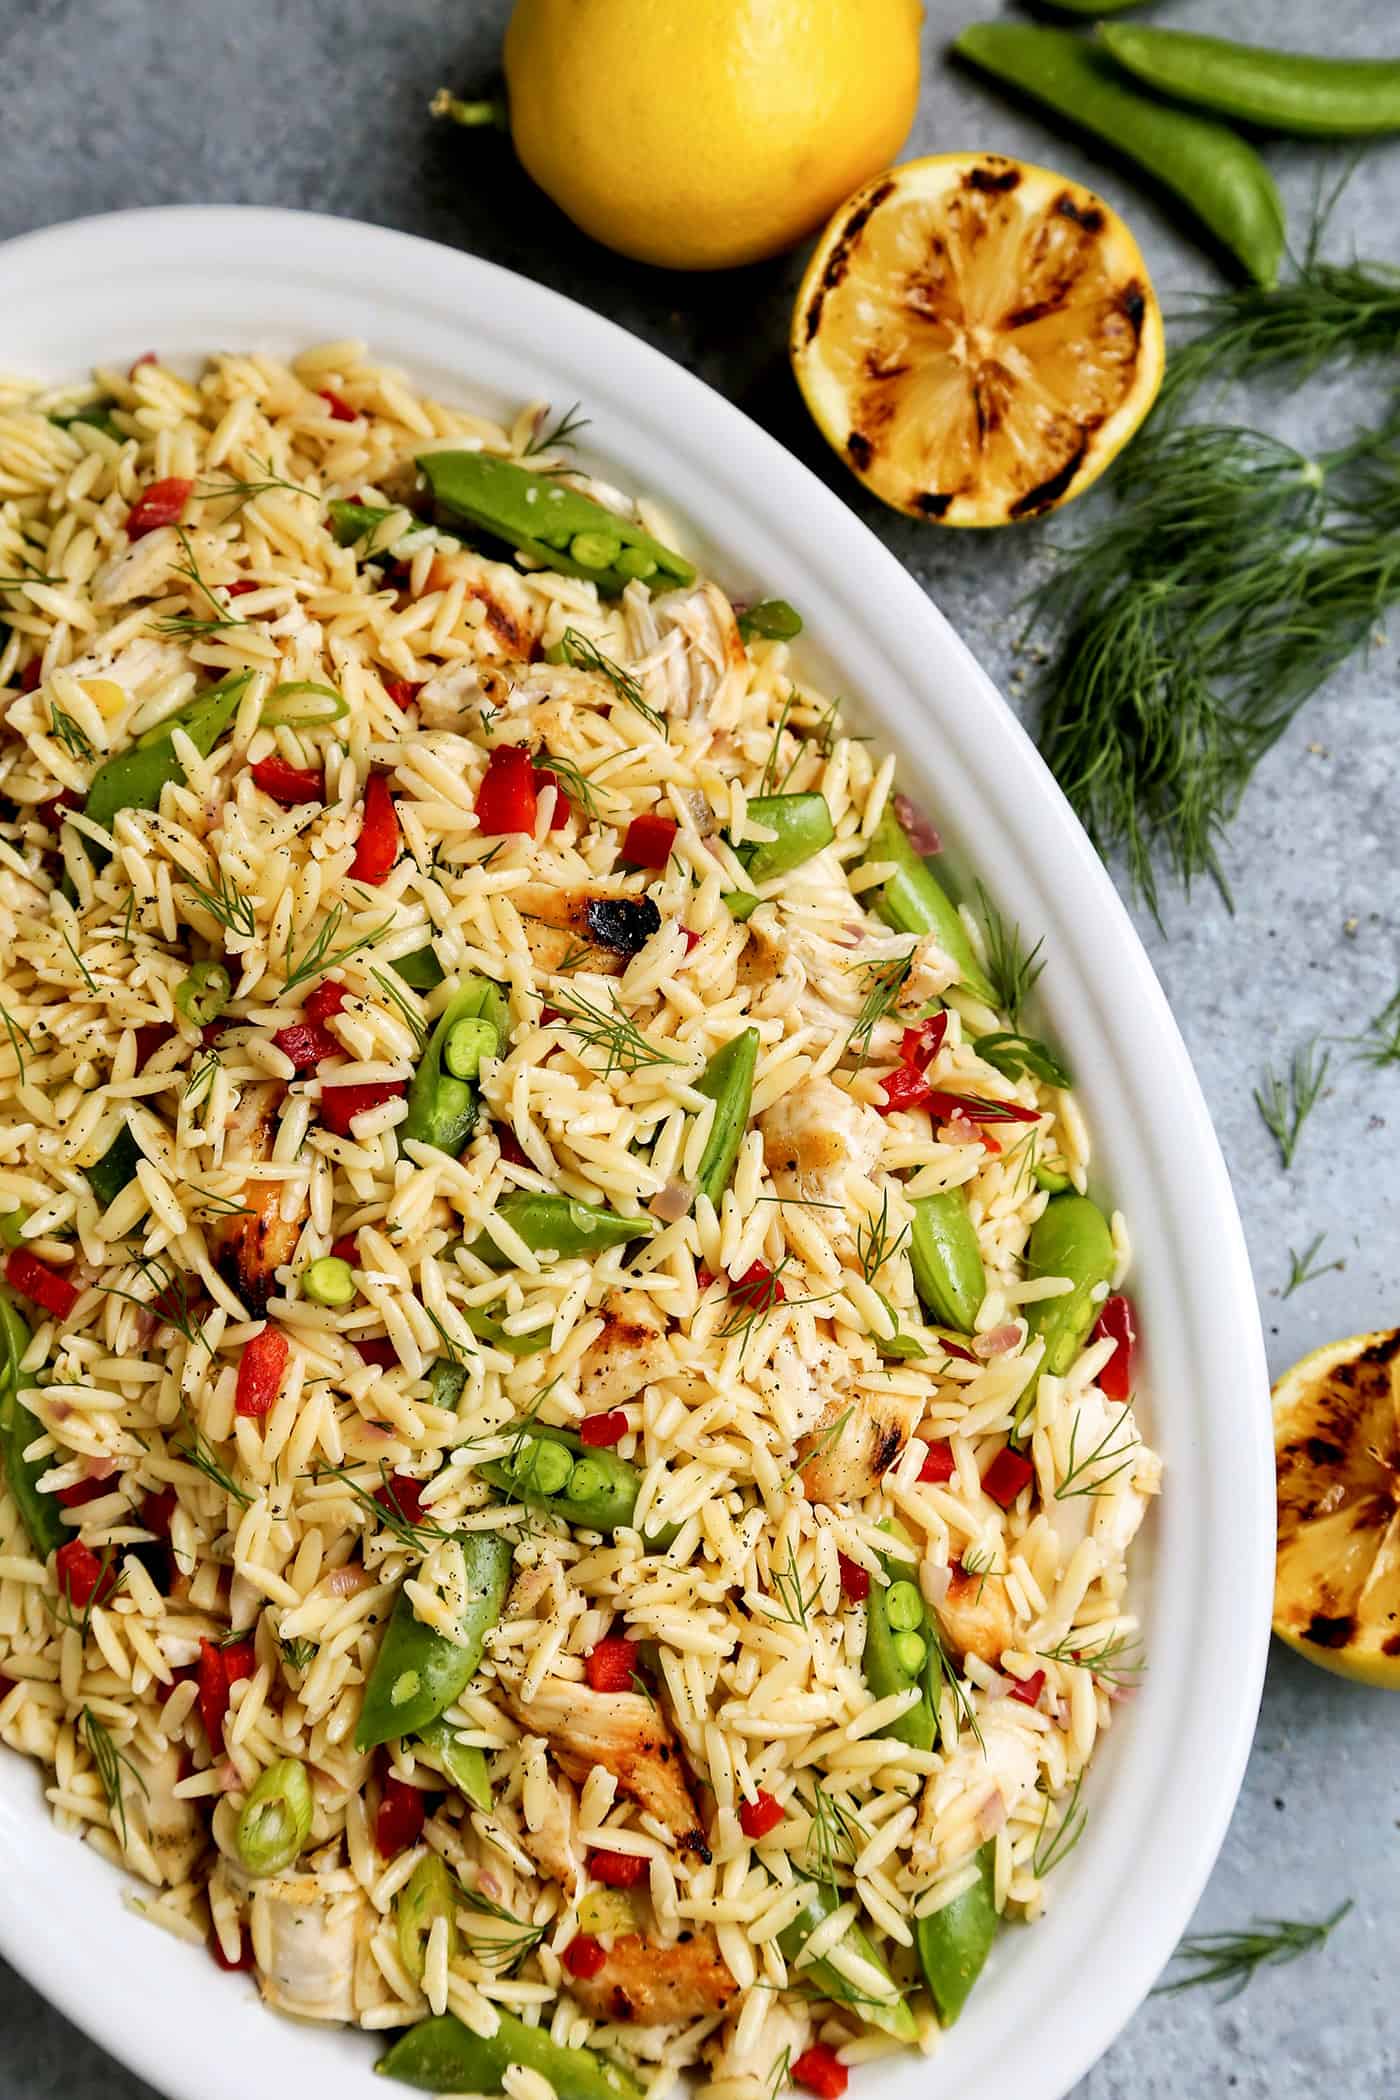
[48,705,95,760]
[544,985,683,1077]
[1282,1232,1344,1298]
[156,526,250,638]
[82,1706,148,1848]
[766,2046,792,2100]
[47,1547,126,1637]
[1254,1038,1330,1169]
[0,1001,33,1085]
[101,1255,211,1356]
[457,1883,547,1970]
[282,904,394,997]
[279,1636,317,1672]
[1031,1771,1086,1879]
[184,866,257,941]
[758,692,795,799]
[197,457,315,512]
[312,1460,451,1551]
[1056,1403,1140,1501]
[800,1777,867,1888]
[59,926,100,995]
[371,967,428,1051]
[521,403,589,456]
[788,1404,854,1488]
[532,747,609,820]
[174,1409,252,1506]
[184,1049,221,1108]
[925,1617,984,1752]
[1037,1628,1145,1688]
[973,1030,1070,1090]
[552,627,665,736]
[845,952,913,1069]
[975,885,1044,1023]
[762,1549,823,1634]
[1154,1902,1352,2002]
[1355,983,1400,1068]
[854,1188,908,1287]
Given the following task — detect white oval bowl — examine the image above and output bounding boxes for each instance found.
[0,206,1271,2100]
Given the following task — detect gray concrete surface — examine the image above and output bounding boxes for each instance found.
[0,0,1396,2092]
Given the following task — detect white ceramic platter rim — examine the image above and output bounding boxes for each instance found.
[0,206,1272,2100]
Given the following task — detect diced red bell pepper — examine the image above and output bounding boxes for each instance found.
[981,1445,1034,1510]
[918,1440,956,1484]
[376,1773,426,1856]
[792,2046,848,2100]
[899,1012,948,1071]
[225,579,260,598]
[876,1063,934,1117]
[838,1553,870,1603]
[621,813,678,868]
[1008,1668,1046,1708]
[330,1233,359,1265]
[475,744,537,835]
[251,755,324,806]
[319,388,357,422]
[201,1020,229,1048]
[1092,1293,1136,1404]
[682,928,701,955]
[729,1262,785,1313]
[579,1410,627,1449]
[304,981,350,1025]
[585,1637,638,1694]
[37,787,84,830]
[373,1473,425,1525]
[562,1933,607,1980]
[55,1540,117,1612]
[320,1080,405,1136]
[533,764,573,831]
[19,658,42,693]
[126,476,193,540]
[196,1636,254,1746]
[350,773,400,886]
[56,1473,113,1509]
[383,678,419,712]
[939,1336,980,1365]
[6,1249,80,1322]
[134,1022,176,1063]
[588,1848,648,1888]
[141,1486,178,1538]
[354,1337,398,1368]
[739,1790,785,1840]
[494,1125,531,1168]
[273,1020,341,1072]
[209,1926,255,1972]
[234,1327,289,1418]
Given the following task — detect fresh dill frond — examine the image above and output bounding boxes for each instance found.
[48,705,95,760]
[975,885,1044,1024]
[1056,1404,1140,1501]
[47,1546,126,1638]
[973,1030,1071,1090]
[1355,983,1400,1068]
[279,1637,317,1672]
[184,1182,253,1220]
[1031,1771,1086,1879]
[958,1542,1005,1604]
[184,866,257,941]
[282,904,394,996]
[845,951,914,1069]
[552,627,665,736]
[788,1405,854,1488]
[103,1256,211,1356]
[854,1188,909,1287]
[925,1617,984,1752]
[82,1706,148,1848]
[766,2045,792,2100]
[810,693,843,761]
[763,1549,823,1635]
[183,1049,221,1108]
[0,571,60,588]
[457,1883,547,1970]
[59,926,100,995]
[521,402,589,456]
[758,692,795,799]
[1254,1039,1330,1169]
[532,747,609,820]
[801,1777,867,1888]
[155,526,250,638]
[1154,1902,1352,2002]
[312,1460,451,1551]
[0,1002,33,1085]
[545,985,683,1077]
[197,457,315,512]
[371,967,429,1051]
[1281,1233,1343,1298]
[1037,1628,1145,1688]
[173,1411,251,1504]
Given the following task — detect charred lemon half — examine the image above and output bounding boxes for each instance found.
[791,154,1165,527]
[1273,1329,1400,1689]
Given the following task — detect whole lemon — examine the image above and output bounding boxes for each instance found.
[502,0,924,271]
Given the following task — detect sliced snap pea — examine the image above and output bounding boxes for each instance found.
[862,805,996,1006]
[260,680,348,729]
[1100,24,1400,137]
[0,1211,28,1251]
[735,792,834,885]
[910,1190,986,1335]
[303,1255,356,1308]
[778,1880,918,2043]
[236,1756,313,1876]
[916,1839,998,2025]
[1033,1163,1073,1195]
[722,889,761,923]
[954,23,1286,288]
[417,451,694,599]
[86,1124,141,1210]
[328,497,399,550]
[84,671,252,865]
[470,1193,654,1267]
[354,1533,512,1752]
[692,1027,758,1212]
[477,1424,678,1547]
[0,1294,62,1559]
[376,2008,646,2100]
[862,1519,939,1752]
[1018,1193,1116,1426]
[391,945,447,991]
[174,961,231,1027]
[737,600,803,644]
[428,1358,468,1409]
[463,1304,552,1358]
[396,1852,460,1983]
[416,1716,494,1810]
[401,978,511,1157]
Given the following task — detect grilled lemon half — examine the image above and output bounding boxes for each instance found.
[1273,1329,1400,1688]
[790,153,1165,527]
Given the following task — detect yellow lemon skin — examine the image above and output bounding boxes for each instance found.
[503,0,924,271]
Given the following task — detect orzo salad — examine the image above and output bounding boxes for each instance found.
[0,347,1160,2097]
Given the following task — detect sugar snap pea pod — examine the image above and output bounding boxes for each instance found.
[355,1533,512,1751]
[376,2008,646,2100]
[1033,1163,1072,1196]
[1017,1194,1115,1430]
[954,23,1286,288]
[1100,24,1400,137]
[910,1191,985,1335]
[417,450,695,599]
[0,1295,62,1558]
[391,945,446,991]
[777,1881,919,2043]
[396,1852,460,1983]
[85,1122,141,1210]
[469,1193,655,1267]
[916,1839,998,2025]
[416,1716,493,1810]
[401,978,511,1156]
[692,1027,758,1212]
[328,497,399,549]
[464,1304,552,1358]
[862,1522,937,1752]
[477,1424,680,1547]
[862,806,996,1006]
[428,1358,468,1410]
[735,793,834,885]
[722,890,761,923]
[236,1756,314,1876]
[83,671,252,865]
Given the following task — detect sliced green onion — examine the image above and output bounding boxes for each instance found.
[260,681,348,729]
[443,1016,498,1081]
[303,1255,356,1308]
[174,961,231,1027]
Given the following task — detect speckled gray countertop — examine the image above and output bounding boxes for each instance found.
[0,0,1396,2092]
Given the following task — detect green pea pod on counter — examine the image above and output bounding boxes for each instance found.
[1099,24,1400,137]
[396,1852,460,1983]
[862,805,996,1007]
[916,1839,999,2025]
[1017,1193,1116,1428]
[909,1190,985,1335]
[85,1123,141,1210]
[692,1027,758,1212]
[416,449,695,598]
[0,1294,62,1559]
[82,671,253,865]
[354,1532,512,1751]
[777,1880,918,2043]
[477,1423,679,1548]
[734,792,834,885]
[469,1193,654,1267]
[415,1716,494,1811]
[862,1521,937,1752]
[401,978,511,1156]
[376,2008,646,2100]
[954,23,1286,288]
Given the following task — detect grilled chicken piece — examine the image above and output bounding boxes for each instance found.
[798,1391,921,1507]
[503,1675,709,1858]
[707,1997,811,2097]
[894,933,961,1013]
[213,1081,308,1314]
[911,1710,1042,1874]
[760,1077,883,1206]
[519,1737,584,1898]
[119,1743,202,1889]
[649,584,747,722]
[425,550,542,662]
[249,1873,369,2023]
[932,1560,1017,1669]
[576,1293,674,1411]
[511,886,628,977]
[566,1928,737,2025]
[754,1331,848,1446]
[736,922,806,1016]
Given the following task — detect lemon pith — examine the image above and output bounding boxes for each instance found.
[1273,1329,1400,1689]
[791,154,1165,528]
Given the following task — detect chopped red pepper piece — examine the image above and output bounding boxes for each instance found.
[55,1540,117,1612]
[1092,1293,1136,1404]
[682,928,702,955]
[209,1926,255,1972]
[134,1021,176,1064]
[728,1262,785,1314]
[876,1063,934,1117]
[273,1019,341,1072]
[196,1636,254,1746]
[331,1233,359,1266]
[56,1473,113,1509]
[304,981,350,1025]
[354,1337,398,1369]
[918,1440,956,1485]
[939,1336,980,1365]
[533,767,573,831]
[234,1327,289,1418]
[225,579,260,598]
[320,1080,405,1137]
[37,787,84,830]
[475,744,537,835]
[621,813,678,868]
[375,1773,426,1856]
[350,773,400,886]
[588,1848,648,1888]
[792,2046,848,2100]
[126,476,193,540]
[562,1933,607,1980]
[925,1089,1042,1127]
[495,1125,531,1168]
[585,1636,638,1694]
[695,1265,716,1291]
[19,658,42,693]
[981,1445,1034,1510]
[739,1790,785,1840]
[5,1249,80,1322]
[579,1410,628,1449]
[141,1487,178,1538]
[319,388,357,422]
[383,678,419,712]
[201,1019,229,1048]
[899,1012,948,1071]
[374,1474,425,1525]
[837,1552,870,1603]
[251,755,324,806]
[1008,1668,1046,1708]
